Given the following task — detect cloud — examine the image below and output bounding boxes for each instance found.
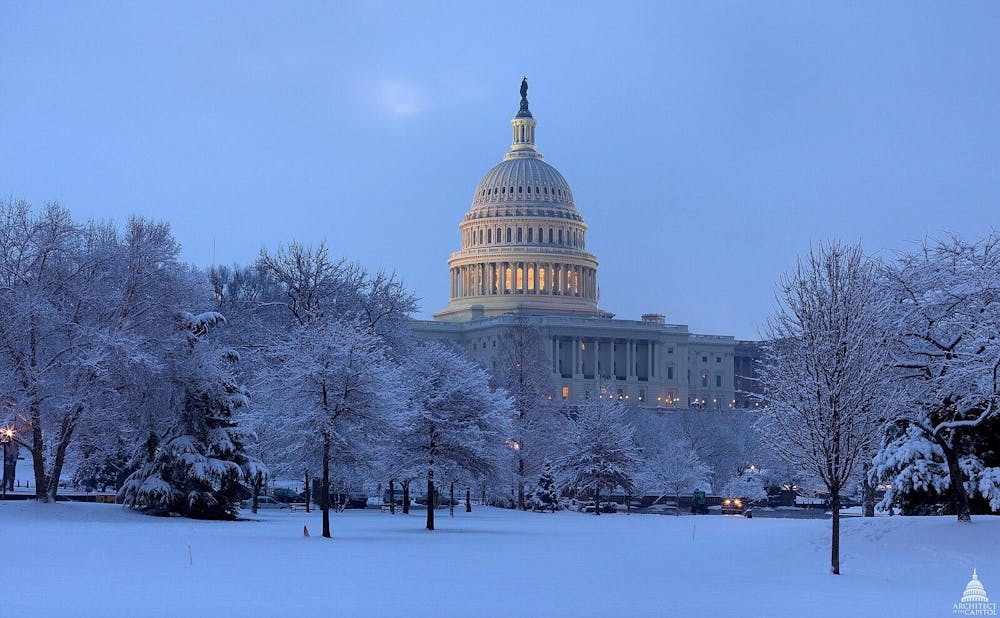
[374,79,427,117]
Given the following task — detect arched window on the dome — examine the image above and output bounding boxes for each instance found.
[538,227,543,243]
[487,228,492,244]
[548,228,553,243]
[502,186,506,194]
[527,228,533,243]
[544,187,548,194]
[526,186,531,193]
[558,229,563,244]
[535,186,539,194]
[506,228,511,243]
[478,229,483,244]
[517,228,523,243]
[497,227,502,243]
[518,186,522,193]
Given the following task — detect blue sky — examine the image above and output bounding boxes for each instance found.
[2,2,998,339]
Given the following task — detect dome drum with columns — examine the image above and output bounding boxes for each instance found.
[434,78,603,322]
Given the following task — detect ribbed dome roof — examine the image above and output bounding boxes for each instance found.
[464,78,583,223]
[472,157,574,208]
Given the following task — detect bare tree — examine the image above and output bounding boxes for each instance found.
[757,242,891,574]
[490,315,564,509]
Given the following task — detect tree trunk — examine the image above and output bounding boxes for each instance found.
[517,455,526,510]
[466,487,472,513]
[449,482,455,517]
[942,439,972,522]
[389,478,396,514]
[861,462,875,518]
[402,481,410,515]
[30,401,49,502]
[304,470,311,514]
[831,491,840,575]
[252,477,261,514]
[426,469,435,531]
[594,486,601,516]
[46,404,84,503]
[322,438,331,538]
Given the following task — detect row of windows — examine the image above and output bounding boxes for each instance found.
[479,185,567,199]
[464,225,584,249]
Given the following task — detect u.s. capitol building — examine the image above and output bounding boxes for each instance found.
[411,80,758,410]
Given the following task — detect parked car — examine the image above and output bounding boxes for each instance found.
[721,497,744,515]
[271,488,300,503]
[242,496,291,510]
[581,501,619,513]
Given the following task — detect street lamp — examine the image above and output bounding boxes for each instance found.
[0,426,14,501]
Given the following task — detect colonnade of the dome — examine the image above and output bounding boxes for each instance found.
[450,261,596,301]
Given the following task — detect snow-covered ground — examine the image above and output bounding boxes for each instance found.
[3,502,998,617]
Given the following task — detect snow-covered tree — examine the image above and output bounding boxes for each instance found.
[490,315,566,510]
[880,234,1000,522]
[528,460,560,512]
[248,241,416,535]
[400,341,514,531]
[263,317,400,537]
[640,440,711,511]
[118,311,265,519]
[558,391,642,515]
[757,241,892,574]
[0,202,197,502]
[873,419,1000,515]
[722,468,769,503]
[72,435,133,493]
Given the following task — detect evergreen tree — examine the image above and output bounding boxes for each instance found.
[119,311,266,519]
[528,460,560,512]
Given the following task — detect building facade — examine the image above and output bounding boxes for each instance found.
[411,80,756,410]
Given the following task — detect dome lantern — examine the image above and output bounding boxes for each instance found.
[508,77,540,160]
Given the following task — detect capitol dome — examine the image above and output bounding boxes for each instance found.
[434,79,601,322]
[962,570,990,604]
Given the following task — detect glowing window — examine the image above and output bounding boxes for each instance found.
[561,386,569,400]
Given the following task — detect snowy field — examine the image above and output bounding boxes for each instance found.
[3,502,999,617]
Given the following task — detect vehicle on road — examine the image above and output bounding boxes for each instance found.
[721,497,744,515]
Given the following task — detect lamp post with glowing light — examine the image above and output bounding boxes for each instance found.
[0,426,14,501]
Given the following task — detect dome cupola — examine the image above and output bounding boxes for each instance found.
[435,79,601,322]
